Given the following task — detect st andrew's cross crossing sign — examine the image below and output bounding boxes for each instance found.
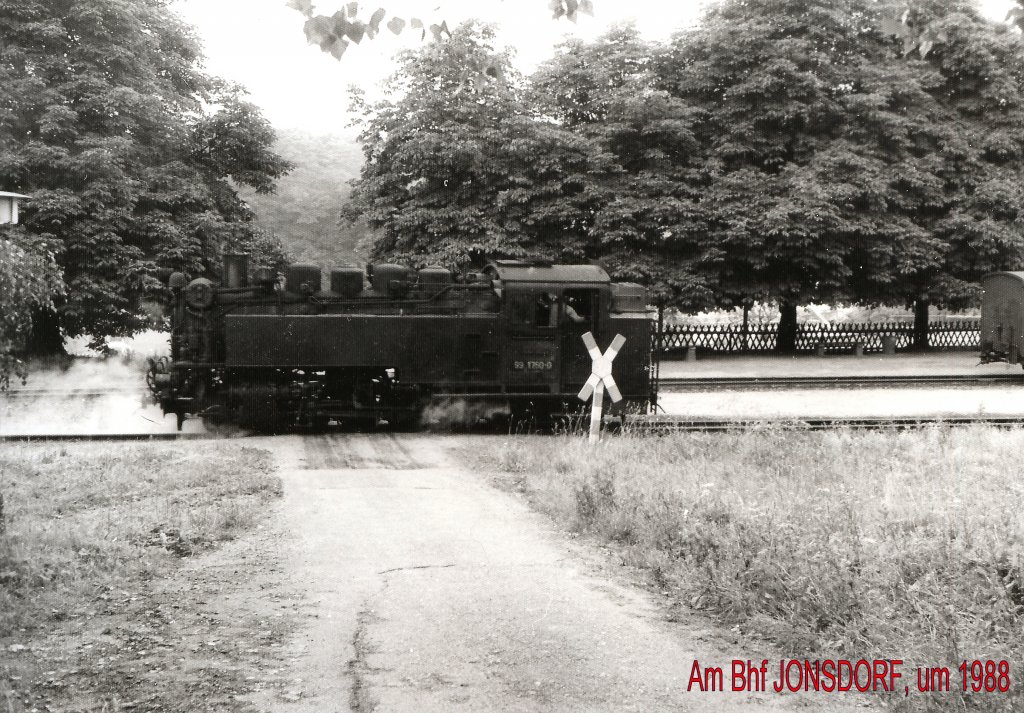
[577,332,626,442]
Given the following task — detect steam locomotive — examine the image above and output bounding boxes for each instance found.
[147,255,656,431]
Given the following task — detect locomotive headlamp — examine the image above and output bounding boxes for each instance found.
[185,277,215,309]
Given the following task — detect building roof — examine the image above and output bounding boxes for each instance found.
[0,192,29,199]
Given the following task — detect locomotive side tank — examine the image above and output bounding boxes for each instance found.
[149,257,655,431]
[980,271,1024,367]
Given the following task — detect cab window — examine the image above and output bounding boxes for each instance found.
[563,289,597,326]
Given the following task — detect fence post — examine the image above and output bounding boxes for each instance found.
[742,303,750,353]
[913,298,930,351]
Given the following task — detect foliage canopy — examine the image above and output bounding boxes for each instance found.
[0,0,292,353]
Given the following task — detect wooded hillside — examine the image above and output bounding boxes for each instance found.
[239,129,370,267]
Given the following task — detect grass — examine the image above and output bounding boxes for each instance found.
[0,442,281,637]
[490,427,1024,712]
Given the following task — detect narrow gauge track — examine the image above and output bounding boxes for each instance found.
[4,415,1024,440]
[657,373,1022,391]
[1,388,140,399]
[629,414,1024,432]
[0,433,209,442]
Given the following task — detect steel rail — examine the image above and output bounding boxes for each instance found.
[1,389,142,399]
[0,433,210,442]
[628,414,1024,433]
[657,373,1023,391]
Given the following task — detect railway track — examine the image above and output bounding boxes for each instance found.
[629,414,1024,432]
[1,388,141,399]
[3,414,1024,440]
[0,433,209,442]
[4,373,1018,401]
[657,373,1023,391]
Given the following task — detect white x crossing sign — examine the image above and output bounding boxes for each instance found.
[577,332,626,442]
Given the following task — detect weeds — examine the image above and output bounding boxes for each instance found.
[0,442,280,637]
[492,427,1024,712]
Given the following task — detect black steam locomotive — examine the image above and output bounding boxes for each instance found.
[147,255,656,431]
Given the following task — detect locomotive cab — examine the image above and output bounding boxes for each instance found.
[485,260,652,414]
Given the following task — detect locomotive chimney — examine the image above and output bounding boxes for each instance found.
[223,253,248,288]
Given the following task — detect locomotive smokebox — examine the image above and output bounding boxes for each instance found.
[222,253,248,288]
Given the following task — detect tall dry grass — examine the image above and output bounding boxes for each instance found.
[0,442,280,636]
[493,427,1024,712]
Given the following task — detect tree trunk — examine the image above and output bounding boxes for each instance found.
[913,298,930,352]
[776,302,798,353]
[25,308,65,356]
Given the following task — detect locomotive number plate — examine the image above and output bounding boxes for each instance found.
[513,360,554,370]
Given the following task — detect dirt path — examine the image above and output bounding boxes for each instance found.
[239,433,876,713]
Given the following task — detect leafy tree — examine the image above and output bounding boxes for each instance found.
[0,0,292,352]
[344,21,614,267]
[0,226,62,387]
[658,0,1024,350]
[531,26,711,308]
[890,1,1024,344]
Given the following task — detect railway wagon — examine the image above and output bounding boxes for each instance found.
[980,271,1024,367]
[148,256,656,431]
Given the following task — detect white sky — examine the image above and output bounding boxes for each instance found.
[172,0,1018,134]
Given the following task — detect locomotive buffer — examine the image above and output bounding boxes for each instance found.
[577,332,626,442]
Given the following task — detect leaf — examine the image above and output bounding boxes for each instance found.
[918,39,933,58]
[368,8,385,33]
[285,0,315,17]
[345,19,365,44]
[579,0,594,16]
[346,1,359,18]
[549,0,565,20]
[303,16,334,47]
[410,17,423,29]
[329,37,348,60]
[387,16,405,34]
[1008,7,1024,30]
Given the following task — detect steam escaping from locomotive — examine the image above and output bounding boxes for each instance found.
[148,254,656,432]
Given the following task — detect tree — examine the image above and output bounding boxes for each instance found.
[0,226,62,387]
[0,0,292,352]
[344,21,614,267]
[531,26,712,308]
[892,1,1024,346]
[657,0,1024,350]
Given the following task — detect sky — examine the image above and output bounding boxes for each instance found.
[172,0,1019,135]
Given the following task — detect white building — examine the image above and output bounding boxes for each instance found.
[0,191,29,224]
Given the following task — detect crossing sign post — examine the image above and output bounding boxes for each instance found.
[577,332,626,442]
